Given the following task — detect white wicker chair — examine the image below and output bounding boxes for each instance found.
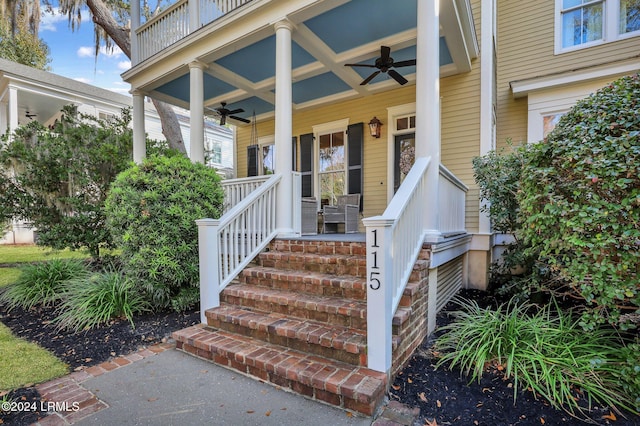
[322,194,360,233]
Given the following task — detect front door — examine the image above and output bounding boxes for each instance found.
[394,133,415,193]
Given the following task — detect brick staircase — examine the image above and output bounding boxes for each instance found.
[172,239,430,417]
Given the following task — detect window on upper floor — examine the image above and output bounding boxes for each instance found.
[556,0,640,52]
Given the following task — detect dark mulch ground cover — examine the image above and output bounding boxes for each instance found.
[1,290,639,425]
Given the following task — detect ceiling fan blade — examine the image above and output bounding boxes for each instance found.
[393,59,416,67]
[388,69,408,85]
[360,70,381,85]
[219,115,227,125]
[230,115,250,124]
[226,108,244,115]
[344,63,377,68]
[380,46,391,63]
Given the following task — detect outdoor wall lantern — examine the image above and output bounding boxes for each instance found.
[368,116,382,138]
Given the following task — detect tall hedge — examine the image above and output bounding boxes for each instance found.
[519,74,640,329]
[105,155,224,310]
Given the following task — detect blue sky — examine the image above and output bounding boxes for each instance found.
[40,5,131,95]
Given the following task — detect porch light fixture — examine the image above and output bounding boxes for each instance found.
[368,116,382,138]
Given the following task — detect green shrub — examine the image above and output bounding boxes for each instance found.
[0,259,89,310]
[55,271,151,331]
[105,155,224,310]
[518,74,640,330]
[435,298,638,417]
[0,106,133,258]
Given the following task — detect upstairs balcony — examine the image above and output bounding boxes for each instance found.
[133,0,254,64]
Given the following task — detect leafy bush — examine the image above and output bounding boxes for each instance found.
[0,259,89,310]
[0,106,133,258]
[435,298,638,417]
[518,74,640,330]
[105,155,224,310]
[55,271,151,331]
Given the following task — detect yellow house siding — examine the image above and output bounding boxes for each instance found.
[496,0,640,149]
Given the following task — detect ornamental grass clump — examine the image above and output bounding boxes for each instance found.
[55,270,151,332]
[0,258,89,310]
[435,298,639,418]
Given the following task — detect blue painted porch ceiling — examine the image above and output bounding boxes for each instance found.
[216,37,315,83]
[160,73,237,104]
[304,0,418,54]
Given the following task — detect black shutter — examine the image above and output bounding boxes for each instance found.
[292,136,297,171]
[347,122,364,211]
[299,133,314,197]
[247,144,258,177]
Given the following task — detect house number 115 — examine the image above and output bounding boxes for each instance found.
[369,229,380,290]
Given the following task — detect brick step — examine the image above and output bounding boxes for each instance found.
[270,239,367,256]
[172,324,387,416]
[205,304,368,366]
[240,266,367,300]
[221,283,367,330]
[258,251,367,278]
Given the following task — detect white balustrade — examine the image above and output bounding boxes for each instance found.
[196,173,280,323]
[221,175,271,212]
[438,164,468,236]
[134,0,253,63]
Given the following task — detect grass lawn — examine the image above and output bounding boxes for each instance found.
[0,245,89,265]
[0,268,21,287]
[0,323,68,391]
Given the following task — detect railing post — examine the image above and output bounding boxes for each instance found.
[363,217,395,373]
[189,0,200,31]
[196,218,221,324]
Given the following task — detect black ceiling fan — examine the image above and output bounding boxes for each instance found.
[210,102,250,125]
[25,111,37,119]
[345,46,416,86]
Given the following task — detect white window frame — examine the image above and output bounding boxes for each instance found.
[312,119,349,207]
[386,103,416,202]
[258,135,275,175]
[555,0,640,54]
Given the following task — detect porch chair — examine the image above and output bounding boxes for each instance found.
[301,197,318,235]
[322,194,361,234]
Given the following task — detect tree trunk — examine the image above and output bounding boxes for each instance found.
[86,0,187,155]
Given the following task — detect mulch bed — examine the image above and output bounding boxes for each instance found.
[1,289,639,425]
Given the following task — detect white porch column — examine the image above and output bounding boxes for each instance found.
[189,61,206,164]
[274,20,295,236]
[189,0,201,32]
[131,89,146,163]
[130,0,140,64]
[416,0,442,242]
[8,86,18,134]
[0,100,7,136]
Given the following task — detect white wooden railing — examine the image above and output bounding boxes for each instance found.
[221,175,271,213]
[134,0,253,63]
[438,164,468,236]
[362,156,432,373]
[196,173,281,323]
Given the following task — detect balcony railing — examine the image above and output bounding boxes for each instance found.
[134,0,253,63]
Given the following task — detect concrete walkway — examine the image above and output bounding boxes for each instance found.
[33,343,419,426]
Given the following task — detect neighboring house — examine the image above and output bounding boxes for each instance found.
[0,57,234,244]
[128,0,640,415]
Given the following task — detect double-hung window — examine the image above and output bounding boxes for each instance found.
[556,0,640,52]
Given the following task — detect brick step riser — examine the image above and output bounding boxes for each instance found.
[258,254,367,278]
[240,270,367,300]
[219,293,367,330]
[269,240,367,256]
[173,326,387,416]
[206,315,366,366]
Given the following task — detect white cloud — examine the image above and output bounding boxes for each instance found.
[74,77,92,84]
[117,60,131,71]
[40,7,91,32]
[77,46,94,58]
[100,45,123,58]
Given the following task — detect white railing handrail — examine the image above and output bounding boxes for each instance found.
[221,175,271,212]
[363,156,431,373]
[196,173,281,323]
[438,164,468,236]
